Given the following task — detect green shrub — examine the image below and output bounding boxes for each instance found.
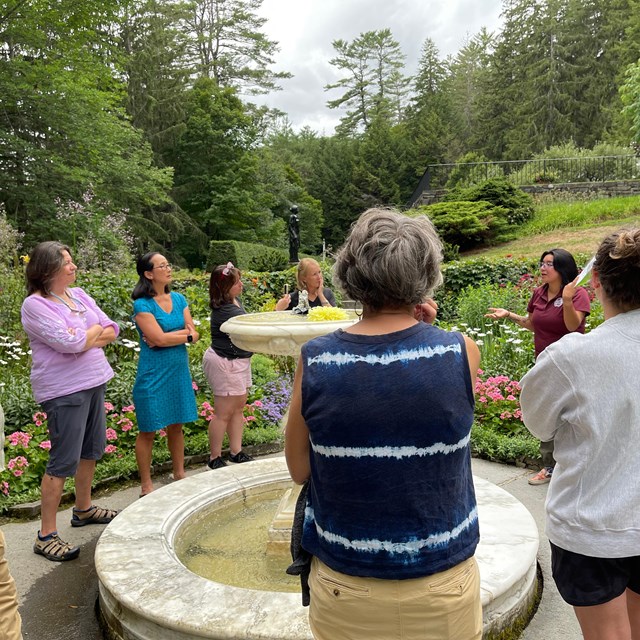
[444,178,535,226]
[251,354,280,387]
[206,240,288,272]
[509,141,637,185]
[456,281,530,334]
[471,423,541,463]
[414,201,511,252]
[444,152,504,188]
[0,268,26,339]
[442,257,538,295]
[248,248,289,271]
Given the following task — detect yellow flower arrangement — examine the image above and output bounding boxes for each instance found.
[307,307,349,322]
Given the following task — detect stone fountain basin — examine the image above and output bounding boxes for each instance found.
[96,458,538,640]
[220,310,359,356]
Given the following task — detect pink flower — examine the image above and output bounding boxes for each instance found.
[253,400,263,408]
[121,405,135,413]
[106,428,118,441]
[1,481,9,496]
[192,381,199,391]
[33,411,47,422]
[104,402,114,412]
[39,440,51,450]
[12,470,23,477]
[158,429,167,437]
[7,456,28,470]
[117,417,134,432]
[104,444,118,454]
[7,432,31,447]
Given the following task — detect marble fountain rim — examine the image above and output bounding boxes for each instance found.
[96,457,539,640]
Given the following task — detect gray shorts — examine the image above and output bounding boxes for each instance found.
[41,384,107,477]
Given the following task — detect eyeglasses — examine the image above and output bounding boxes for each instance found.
[539,261,555,269]
[153,263,172,271]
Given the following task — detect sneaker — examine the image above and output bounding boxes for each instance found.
[71,504,118,527]
[528,467,553,485]
[34,531,80,562]
[228,450,254,464]
[207,456,227,470]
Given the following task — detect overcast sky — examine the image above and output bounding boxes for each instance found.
[253,0,504,134]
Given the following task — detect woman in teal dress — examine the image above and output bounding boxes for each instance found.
[132,252,199,497]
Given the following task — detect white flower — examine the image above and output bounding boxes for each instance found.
[476,339,484,345]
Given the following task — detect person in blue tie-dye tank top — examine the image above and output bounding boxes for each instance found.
[286,208,482,640]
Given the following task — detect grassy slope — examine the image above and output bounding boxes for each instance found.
[463,194,640,259]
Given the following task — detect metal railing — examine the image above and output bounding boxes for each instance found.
[408,155,640,205]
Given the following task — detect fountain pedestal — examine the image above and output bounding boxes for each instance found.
[267,484,302,552]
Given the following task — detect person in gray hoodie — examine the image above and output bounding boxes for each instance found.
[520,228,640,640]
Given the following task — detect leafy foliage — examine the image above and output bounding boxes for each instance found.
[206,240,288,272]
[414,201,512,252]
[445,178,535,226]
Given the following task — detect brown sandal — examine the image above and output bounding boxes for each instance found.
[71,504,118,527]
[34,532,80,561]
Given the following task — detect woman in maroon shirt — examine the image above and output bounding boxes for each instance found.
[486,248,591,484]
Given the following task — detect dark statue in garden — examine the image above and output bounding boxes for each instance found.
[288,205,300,263]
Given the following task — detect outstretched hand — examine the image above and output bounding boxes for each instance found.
[485,307,509,320]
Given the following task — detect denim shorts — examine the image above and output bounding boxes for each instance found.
[551,542,640,606]
[41,384,107,477]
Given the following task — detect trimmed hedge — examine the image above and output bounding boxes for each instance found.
[207,240,288,272]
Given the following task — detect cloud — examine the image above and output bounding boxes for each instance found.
[254,0,503,134]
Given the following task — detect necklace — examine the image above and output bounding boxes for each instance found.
[49,291,87,314]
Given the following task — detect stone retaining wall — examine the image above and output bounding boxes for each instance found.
[414,179,640,206]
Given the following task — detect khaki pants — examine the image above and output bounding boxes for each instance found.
[308,556,482,640]
[0,530,22,640]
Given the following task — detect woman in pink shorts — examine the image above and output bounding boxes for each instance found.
[202,263,254,469]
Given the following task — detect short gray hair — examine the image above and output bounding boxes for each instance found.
[333,208,443,310]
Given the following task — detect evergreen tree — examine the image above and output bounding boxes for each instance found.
[405,39,457,183]
[184,0,291,94]
[448,29,494,157]
[120,0,193,167]
[326,29,410,135]
[0,0,176,249]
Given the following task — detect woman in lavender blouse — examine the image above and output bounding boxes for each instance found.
[21,242,120,562]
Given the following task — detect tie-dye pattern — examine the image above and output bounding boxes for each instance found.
[300,322,479,579]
